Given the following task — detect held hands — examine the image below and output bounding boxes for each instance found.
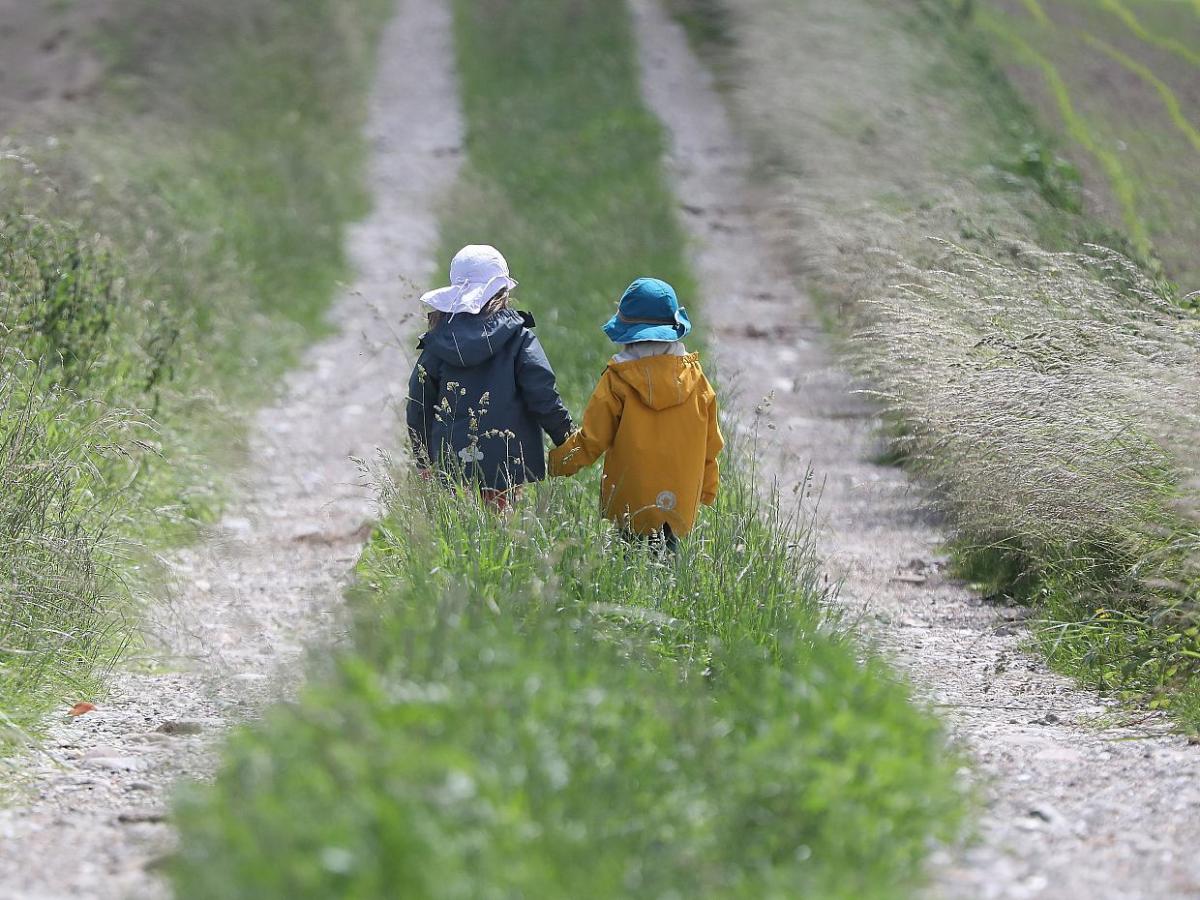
[547,430,584,478]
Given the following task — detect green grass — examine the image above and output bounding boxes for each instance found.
[974,0,1200,288]
[168,1,967,896]
[0,214,165,723]
[977,8,1151,255]
[0,0,390,733]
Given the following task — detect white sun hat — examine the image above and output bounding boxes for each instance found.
[419,244,518,315]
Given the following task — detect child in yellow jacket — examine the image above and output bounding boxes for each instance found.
[549,278,723,549]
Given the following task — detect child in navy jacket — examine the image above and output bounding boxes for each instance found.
[406,245,571,506]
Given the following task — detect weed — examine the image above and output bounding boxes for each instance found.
[0,0,389,731]
[857,240,1200,713]
[1001,141,1081,213]
[0,213,162,730]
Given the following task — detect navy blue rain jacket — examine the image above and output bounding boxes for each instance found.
[406,309,573,490]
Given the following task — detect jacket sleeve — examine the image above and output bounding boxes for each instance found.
[406,349,439,469]
[515,332,574,446]
[548,370,622,477]
[701,389,724,506]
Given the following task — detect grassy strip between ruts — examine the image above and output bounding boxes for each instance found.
[168,1,967,897]
[1,0,390,734]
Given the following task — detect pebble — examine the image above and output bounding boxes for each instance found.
[130,732,172,744]
[220,516,253,536]
[116,809,167,825]
[80,746,126,761]
[81,756,144,773]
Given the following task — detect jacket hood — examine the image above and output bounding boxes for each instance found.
[608,352,706,411]
[422,308,526,367]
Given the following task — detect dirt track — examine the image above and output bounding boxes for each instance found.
[0,0,461,895]
[0,0,107,123]
[629,2,1200,898]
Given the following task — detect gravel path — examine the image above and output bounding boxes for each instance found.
[0,0,109,123]
[0,1,461,895]
[629,2,1200,898]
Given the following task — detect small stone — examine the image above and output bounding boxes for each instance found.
[221,516,253,536]
[81,746,125,761]
[82,756,144,773]
[117,809,167,825]
[131,732,172,744]
[291,522,325,542]
[1027,802,1065,829]
[1033,745,1085,764]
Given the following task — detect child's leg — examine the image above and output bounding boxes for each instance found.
[479,488,506,511]
[618,525,678,556]
[662,524,679,554]
[480,486,521,512]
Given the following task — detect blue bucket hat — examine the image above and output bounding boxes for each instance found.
[602,277,692,344]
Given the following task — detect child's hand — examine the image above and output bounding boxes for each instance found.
[548,441,573,477]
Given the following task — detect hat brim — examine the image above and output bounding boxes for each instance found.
[421,275,518,315]
[602,308,692,344]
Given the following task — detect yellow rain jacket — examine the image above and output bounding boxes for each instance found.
[549,352,723,535]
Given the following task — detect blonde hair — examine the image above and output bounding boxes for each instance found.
[427,288,510,331]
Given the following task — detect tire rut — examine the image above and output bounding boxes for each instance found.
[0,1,462,895]
[628,2,1200,898]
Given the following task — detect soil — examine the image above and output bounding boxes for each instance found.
[0,0,109,124]
[628,1,1200,898]
[0,0,462,896]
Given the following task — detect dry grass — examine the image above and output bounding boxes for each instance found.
[860,240,1200,588]
[0,0,389,730]
[0,371,138,725]
[0,211,160,729]
[678,0,1200,719]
